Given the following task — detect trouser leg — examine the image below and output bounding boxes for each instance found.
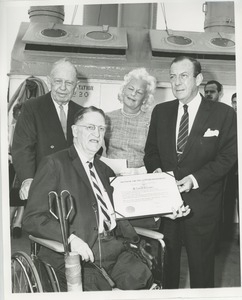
[13,206,25,227]
[91,235,153,290]
[160,218,182,289]
[183,220,218,288]
[110,250,153,290]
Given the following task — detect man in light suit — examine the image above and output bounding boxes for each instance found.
[144,56,237,288]
[23,106,153,291]
[12,58,82,201]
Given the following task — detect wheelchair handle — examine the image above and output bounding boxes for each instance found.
[48,190,73,256]
[60,190,74,221]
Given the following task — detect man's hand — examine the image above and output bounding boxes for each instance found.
[163,204,191,220]
[70,235,94,262]
[19,178,33,200]
[177,176,194,193]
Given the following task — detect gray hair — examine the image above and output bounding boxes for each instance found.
[50,57,78,79]
[74,106,106,124]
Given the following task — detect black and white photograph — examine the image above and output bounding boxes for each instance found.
[0,0,241,299]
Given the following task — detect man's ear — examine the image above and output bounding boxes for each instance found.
[219,88,224,100]
[74,80,80,94]
[47,76,52,91]
[72,125,77,137]
[47,76,51,85]
[196,73,203,87]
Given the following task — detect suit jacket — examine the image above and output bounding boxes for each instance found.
[144,96,237,224]
[22,145,138,247]
[12,92,82,183]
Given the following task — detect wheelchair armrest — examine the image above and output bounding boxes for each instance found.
[134,227,164,240]
[29,235,64,253]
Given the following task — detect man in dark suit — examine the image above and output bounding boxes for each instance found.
[12,58,82,201]
[144,56,237,288]
[22,106,153,291]
[204,80,223,102]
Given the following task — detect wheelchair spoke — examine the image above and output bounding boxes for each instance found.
[11,251,43,293]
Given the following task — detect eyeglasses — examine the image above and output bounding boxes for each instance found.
[76,124,106,133]
[52,78,76,88]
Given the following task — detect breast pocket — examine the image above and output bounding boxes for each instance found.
[199,136,219,154]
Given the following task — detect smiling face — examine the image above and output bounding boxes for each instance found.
[170,59,203,104]
[122,78,148,114]
[72,111,106,159]
[48,61,78,105]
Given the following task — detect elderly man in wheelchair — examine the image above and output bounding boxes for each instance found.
[12,106,190,292]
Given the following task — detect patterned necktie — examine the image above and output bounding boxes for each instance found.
[177,104,189,160]
[59,104,67,139]
[88,162,111,231]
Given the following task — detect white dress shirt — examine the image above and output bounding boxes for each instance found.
[176,93,202,141]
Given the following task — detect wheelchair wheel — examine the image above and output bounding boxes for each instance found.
[11,251,43,293]
[33,257,61,292]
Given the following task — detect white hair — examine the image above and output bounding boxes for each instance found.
[118,68,157,112]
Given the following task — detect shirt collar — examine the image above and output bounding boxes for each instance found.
[52,97,69,112]
[74,144,94,167]
[178,92,202,110]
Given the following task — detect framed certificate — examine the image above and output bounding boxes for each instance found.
[110,172,184,219]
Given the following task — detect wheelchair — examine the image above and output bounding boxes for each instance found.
[11,226,166,293]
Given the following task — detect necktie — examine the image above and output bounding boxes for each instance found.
[88,162,111,231]
[59,104,67,139]
[177,104,189,160]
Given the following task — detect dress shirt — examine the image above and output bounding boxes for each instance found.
[176,93,202,141]
[8,123,16,153]
[74,145,116,233]
[52,98,69,120]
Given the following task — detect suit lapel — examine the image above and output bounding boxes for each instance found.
[167,100,180,161]
[39,93,66,141]
[69,145,93,190]
[67,101,76,144]
[180,97,211,161]
[94,159,114,205]
[69,146,113,204]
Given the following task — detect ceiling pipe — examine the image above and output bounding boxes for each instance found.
[83,4,118,27]
[203,1,235,33]
[83,3,157,64]
[28,5,65,24]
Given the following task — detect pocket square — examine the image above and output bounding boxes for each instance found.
[203,128,219,137]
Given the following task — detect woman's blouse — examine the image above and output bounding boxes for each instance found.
[105,109,152,168]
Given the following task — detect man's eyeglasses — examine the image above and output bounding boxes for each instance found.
[76,124,106,133]
[52,78,76,88]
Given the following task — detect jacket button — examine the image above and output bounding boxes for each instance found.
[50,145,55,149]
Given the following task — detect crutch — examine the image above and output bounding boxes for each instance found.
[49,190,83,292]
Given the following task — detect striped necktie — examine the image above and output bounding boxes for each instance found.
[59,104,67,139]
[177,104,189,160]
[88,162,111,231]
